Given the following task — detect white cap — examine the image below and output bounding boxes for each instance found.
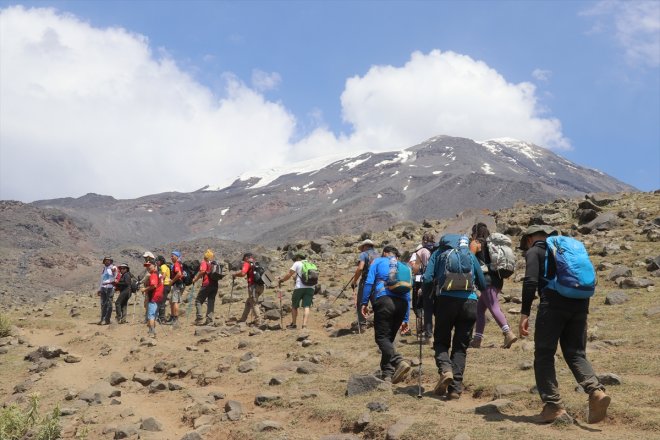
[142,251,155,259]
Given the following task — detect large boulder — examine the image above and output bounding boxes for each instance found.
[79,381,121,402]
[605,292,629,305]
[606,266,632,281]
[578,212,621,234]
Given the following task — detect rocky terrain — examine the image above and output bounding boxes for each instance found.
[1,191,658,439]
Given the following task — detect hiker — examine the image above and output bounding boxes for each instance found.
[142,261,164,338]
[519,225,610,423]
[114,263,132,324]
[423,234,487,400]
[156,255,172,323]
[409,232,435,342]
[469,223,517,348]
[350,239,378,331]
[360,245,411,383]
[191,249,219,326]
[139,251,156,323]
[277,252,315,329]
[233,253,263,326]
[97,256,116,325]
[166,251,184,325]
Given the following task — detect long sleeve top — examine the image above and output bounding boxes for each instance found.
[362,256,410,323]
[422,249,487,300]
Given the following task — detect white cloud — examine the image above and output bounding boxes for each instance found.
[0,7,570,202]
[581,0,660,68]
[532,68,552,81]
[251,69,282,92]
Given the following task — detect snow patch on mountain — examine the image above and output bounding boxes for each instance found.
[375,150,415,167]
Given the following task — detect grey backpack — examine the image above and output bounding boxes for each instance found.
[486,233,516,278]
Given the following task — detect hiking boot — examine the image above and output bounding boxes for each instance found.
[286,323,297,330]
[433,371,453,396]
[587,390,611,424]
[446,391,461,400]
[502,331,518,349]
[392,361,411,384]
[204,318,214,326]
[538,403,567,423]
[194,318,205,326]
[469,337,482,348]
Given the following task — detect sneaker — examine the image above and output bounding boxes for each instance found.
[587,390,611,424]
[392,361,411,384]
[469,337,482,348]
[286,323,297,329]
[502,331,518,349]
[538,403,567,423]
[433,371,453,396]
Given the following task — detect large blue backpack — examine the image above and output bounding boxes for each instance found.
[385,261,413,295]
[437,234,475,292]
[544,236,596,299]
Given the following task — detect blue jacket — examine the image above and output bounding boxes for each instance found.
[422,249,486,300]
[362,257,410,322]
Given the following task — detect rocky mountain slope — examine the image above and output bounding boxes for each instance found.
[1,191,658,440]
[30,136,634,247]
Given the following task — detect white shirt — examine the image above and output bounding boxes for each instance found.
[290,261,314,289]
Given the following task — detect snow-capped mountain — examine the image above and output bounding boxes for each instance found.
[33,135,635,245]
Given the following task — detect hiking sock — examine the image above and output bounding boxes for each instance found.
[501,325,510,334]
[473,332,484,340]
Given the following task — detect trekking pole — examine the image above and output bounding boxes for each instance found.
[417,309,423,399]
[227,277,235,321]
[355,286,362,335]
[131,277,140,324]
[186,284,196,324]
[278,288,284,330]
[330,277,354,306]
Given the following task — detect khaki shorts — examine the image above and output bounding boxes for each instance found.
[170,284,184,303]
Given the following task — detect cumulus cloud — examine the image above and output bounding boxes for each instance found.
[0,6,569,202]
[581,0,660,68]
[532,68,552,81]
[251,69,282,92]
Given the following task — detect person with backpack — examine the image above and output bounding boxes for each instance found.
[233,252,264,326]
[114,263,132,324]
[350,239,379,331]
[191,249,219,326]
[138,251,156,323]
[360,245,412,383]
[519,225,610,424]
[422,234,487,400]
[408,232,435,343]
[166,251,184,325]
[155,255,172,323]
[142,260,164,338]
[277,252,317,329]
[469,223,517,349]
[97,256,116,325]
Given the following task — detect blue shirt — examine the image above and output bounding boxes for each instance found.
[362,256,410,322]
[422,249,486,300]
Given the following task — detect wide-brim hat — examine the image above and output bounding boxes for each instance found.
[102,256,113,263]
[358,239,374,250]
[519,225,558,250]
[118,263,129,270]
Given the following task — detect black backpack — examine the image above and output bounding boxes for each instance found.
[182,260,200,286]
[250,261,267,286]
[129,273,139,294]
[209,260,225,281]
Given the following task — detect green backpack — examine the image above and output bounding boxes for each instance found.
[300,260,319,286]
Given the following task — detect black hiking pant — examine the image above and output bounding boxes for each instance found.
[158,285,171,321]
[195,284,218,321]
[534,303,604,406]
[433,295,477,395]
[115,289,131,321]
[373,295,407,378]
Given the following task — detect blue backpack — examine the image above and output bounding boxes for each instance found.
[437,234,475,292]
[544,236,596,299]
[385,261,413,295]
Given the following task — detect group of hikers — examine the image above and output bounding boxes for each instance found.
[97,219,611,424]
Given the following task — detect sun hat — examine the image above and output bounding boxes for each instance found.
[142,251,155,259]
[358,239,374,250]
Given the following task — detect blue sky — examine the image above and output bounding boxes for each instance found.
[1,1,658,201]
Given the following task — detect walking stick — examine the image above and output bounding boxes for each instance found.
[417,307,424,399]
[227,277,235,320]
[355,286,362,335]
[330,277,354,306]
[131,276,141,324]
[186,284,196,324]
[278,288,283,330]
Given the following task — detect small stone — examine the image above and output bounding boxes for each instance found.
[474,399,513,415]
[114,425,138,439]
[519,361,533,370]
[109,372,128,386]
[385,416,414,440]
[193,415,214,429]
[366,400,388,412]
[269,377,284,386]
[237,340,249,349]
[254,393,281,406]
[552,412,574,425]
[179,433,203,440]
[225,400,243,421]
[64,354,82,363]
[149,381,168,393]
[168,381,184,391]
[493,384,528,399]
[120,408,134,418]
[346,374,391,396]
[255,420,283,432]
[132,372,156,386]
[355,412,371,431]
[597,373,622,385]
[605,291,629,305]
[209,391,226,400]
[140,417,163,432]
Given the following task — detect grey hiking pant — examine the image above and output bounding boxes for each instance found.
[99,287,114,323]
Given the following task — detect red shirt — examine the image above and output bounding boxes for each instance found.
[149,272,164,303]
[242,261,255,285]
[200,260,217,287]
[171,261,182,283]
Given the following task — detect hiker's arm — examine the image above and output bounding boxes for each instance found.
[361,262,378,306]
[192,263,206,284]
[422,251,437,285]
[278,269,296,284]
[350,261,365,288]
[472,256,487,292]
[520,248,542,317]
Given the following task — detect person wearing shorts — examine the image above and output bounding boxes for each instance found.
[278,252,315,329]
[142,261,164,338]
[167,251,184,325]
